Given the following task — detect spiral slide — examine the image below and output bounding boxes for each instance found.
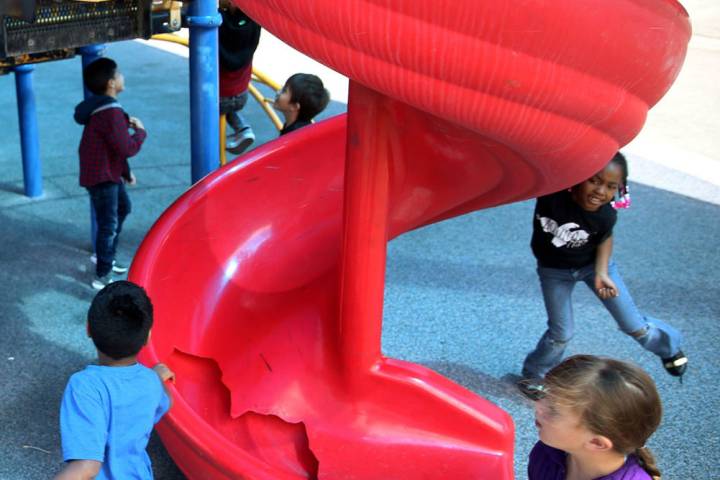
[129,1,690,478]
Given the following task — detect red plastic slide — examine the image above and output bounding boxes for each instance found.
[130,1,690,478]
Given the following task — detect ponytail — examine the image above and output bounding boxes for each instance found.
[635,446,661,480]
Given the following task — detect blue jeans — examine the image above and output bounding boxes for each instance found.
[220,90,251,133]
[522,261,683,378]
[87,182,131,277]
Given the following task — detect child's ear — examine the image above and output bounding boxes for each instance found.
[586,435,613,452]
[145,329,152,346]
[291,101,300,112]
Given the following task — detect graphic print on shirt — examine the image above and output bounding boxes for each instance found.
[537,215,590,248]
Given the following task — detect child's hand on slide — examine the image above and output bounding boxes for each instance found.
[594,274,618,299]
[153,363,176,383]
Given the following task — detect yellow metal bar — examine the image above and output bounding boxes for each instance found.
[251,68,281,91]
[220,114,227,166]
[249,83,283,131]
[151,33,189,47]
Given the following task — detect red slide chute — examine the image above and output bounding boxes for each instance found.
[131,1,690,478]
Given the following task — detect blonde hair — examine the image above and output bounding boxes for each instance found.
[544,355,663,479]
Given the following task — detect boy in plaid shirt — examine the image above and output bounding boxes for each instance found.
[74,57,146,289]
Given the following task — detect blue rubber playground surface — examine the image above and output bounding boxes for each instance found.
[0,40,718,479]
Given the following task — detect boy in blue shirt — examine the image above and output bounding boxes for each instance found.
[55,281,174,480]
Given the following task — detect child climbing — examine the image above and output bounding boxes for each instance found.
[519,152,687,399]
[528,355,664,480]
[219,0,261,154]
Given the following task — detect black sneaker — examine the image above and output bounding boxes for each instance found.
[91,274,113,290]
[662,351,688,379]
[517,379,546,401]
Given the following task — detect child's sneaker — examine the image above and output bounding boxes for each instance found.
[227,127,255,155]
[90,254,127,274]
[112,261,128,274]
[91,274,113,290]
[517,378,546,401]
[662,351,688,379]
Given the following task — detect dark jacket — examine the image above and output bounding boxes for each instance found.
[280,119,312,136]
[219,8,261,72]
[74,95,146,187]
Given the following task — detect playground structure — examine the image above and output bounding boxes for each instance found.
[1,0,223,247]
[150,32,284,166]
[0,0,217,200]
[125,0,691,479]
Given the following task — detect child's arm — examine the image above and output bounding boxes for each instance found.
[594,235,618,299]
[54,460,101,480]
[104,110,146,159]
[153,363,175,410]
[58,376,107,480]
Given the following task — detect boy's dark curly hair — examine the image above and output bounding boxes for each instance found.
[88,281,154,359]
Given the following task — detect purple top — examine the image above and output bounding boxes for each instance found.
[528,441,651,480]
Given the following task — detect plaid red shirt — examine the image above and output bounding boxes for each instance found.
[78,106,146,187]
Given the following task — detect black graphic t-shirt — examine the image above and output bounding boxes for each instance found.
[531,190,617,269]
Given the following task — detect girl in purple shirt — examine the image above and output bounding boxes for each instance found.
[528,355,663,480]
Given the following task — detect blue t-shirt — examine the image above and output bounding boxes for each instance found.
[60,363,170,479]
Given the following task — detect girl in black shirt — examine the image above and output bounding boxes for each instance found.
[519,153,687,399]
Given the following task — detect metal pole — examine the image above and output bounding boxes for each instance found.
[79,44,106,97]
[187,0,221,183]
[13,64,42,198]
[78,44,106,252]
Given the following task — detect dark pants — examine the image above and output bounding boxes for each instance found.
[220,90,250,133]
[87,182,131,277]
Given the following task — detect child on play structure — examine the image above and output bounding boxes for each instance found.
[219,0,261,154]
[528,355,664,480]
[274,73,330,135]
[74,57,146,290]
[55,281,174,480]
[519,152,687,399]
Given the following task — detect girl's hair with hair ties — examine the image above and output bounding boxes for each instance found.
[610,151,629,190]
[610,151,632,209]
[544,355,663,480]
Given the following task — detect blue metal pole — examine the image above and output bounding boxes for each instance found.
[79,44,106,97]
[13,64,42,198]
[187,0,221,184]
[78,44,106,252]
